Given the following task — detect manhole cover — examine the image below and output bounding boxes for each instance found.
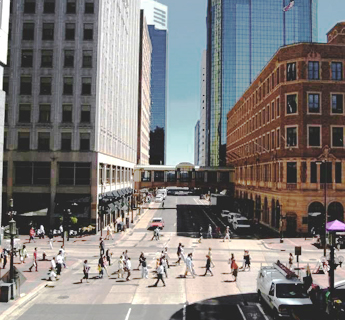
[58,296,69,299]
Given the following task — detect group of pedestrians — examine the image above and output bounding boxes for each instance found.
[199,224,232,242]
[48,246,67,281]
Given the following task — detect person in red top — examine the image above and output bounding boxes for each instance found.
[29,227,36,243]
[232,259,239,282]
[29,248,38,272]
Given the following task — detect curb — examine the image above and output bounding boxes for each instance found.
[260,240,328,253]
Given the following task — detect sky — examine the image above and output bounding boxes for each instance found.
[162,0,345,165]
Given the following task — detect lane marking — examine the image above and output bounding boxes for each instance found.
[237,304,247,320]
[125,308,131,320]
[183,303,187,320]
[256,303,269,320]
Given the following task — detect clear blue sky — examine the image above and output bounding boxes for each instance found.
[162,0,345,165]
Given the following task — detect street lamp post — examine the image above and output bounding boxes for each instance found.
[8,199,17,300]
[277,204,284,243]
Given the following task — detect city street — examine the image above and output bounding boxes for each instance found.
[2,196,344,320]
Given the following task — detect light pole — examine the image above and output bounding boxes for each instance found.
[8,198,17,300]
[277,203,284,243]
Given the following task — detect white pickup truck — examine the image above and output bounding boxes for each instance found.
[257,262,313,319]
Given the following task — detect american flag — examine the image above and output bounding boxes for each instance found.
[283,0,295,12]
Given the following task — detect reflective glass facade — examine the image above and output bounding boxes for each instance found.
[148,25,167,165]
[206,0,318,166]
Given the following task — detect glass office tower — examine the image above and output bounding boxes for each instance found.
[206,0,318,166]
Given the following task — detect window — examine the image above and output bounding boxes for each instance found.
[320,162,332,183]
[8,23,11,41]
[141,171,151,182]
[62,104,72,122]
[59,162,91,185]
[66,0,76,13]
[287,94,297,114]
[308,61,319,80]
[20,76,32,95]
[332,127,344,147]
[65,23,75,40]
[80,133,90,151]
[15,162,51,185]
[271,102,275,119]
[7,50,10,67]
[24,0,35,13]
[85,0,94,13]
[287,162,297,183]
[310,162,317,183]
[271,132,275,149]
[277,98,280,117]
[41,50,53,67]
[332,94,343,114]
[38,132,50,150]
[5,104,8,124]
[262,109,265,124]
[286,62,296,81]
[83,24,93,40]
[308,126,321,147]
[82,50,92,68]
[332,62,343,80]
[18,132,30,150]
[81,77,91,95]
[277,128,280,148]
[3,132,7,151]
[3,77,8,94]
[21,50,33,67]
[22,23,35,40]
[44,0,55,13]
[18,104,31,123]
[336,163,342,184]
[42,23,54,40]
[64,50,74,67]
[39,104,51,123]
[286,127,297,147]
[61,133,72,151]
[308,94,320,113]
[40,77,52,95]
[81,105,91,123]
[63,77,73,95]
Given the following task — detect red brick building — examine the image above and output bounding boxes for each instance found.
[226,22,345,236]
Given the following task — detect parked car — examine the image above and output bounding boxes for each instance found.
[157,188,167,199]
[232,216,251,232]
[155,194,164,202]
[228,212,242,225]
[149,217,165,229]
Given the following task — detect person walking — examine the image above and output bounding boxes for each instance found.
[2,249,8,269]
[125,257,132,281]
[48,257,57,281]
[184,253,195,278]
[138,252,145,269]
[56,250,64,276]
[20,245,28,263]
[161,201,165,208]
[223,226,231,242]
[105,225,111,240]
[232,259,239,282]
[123,250,129,261]
[161,255,168,278]
[207,224,213,239]
[198,227,203,243]
[203,255,214,276]
[60,246,67,268]
[141,257,148,279]
[288,253,294,270]
[106,249,112,266]
[29,248,38,272]
[99,237,105,256]
[229,253,235,273]
[81,260,90,283]
[208,247,215,268]
[29,227,36,243]
[48,230,54,250]
[163,247,170,268]
[98,254,105,279]
[176,243,182,265]
[118,256,125,279]
[244,250,251,271]
[153,262,166,287]
[102,255,110,277]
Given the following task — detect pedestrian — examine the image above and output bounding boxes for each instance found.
[215,226,221,238]
[2,249,8,269]
[29,227,35,243]
[20,245,28,263]
[29,248,38,272]
[240,250,247,269]
[244,250,251,270]
[98,254,105,278]
[102,254,110,277]
[184,253,196,278]
[138,252,145,269]
[161,255,168,278]
[229,253,235,273]
[153,262,166,287]
[106,249,112,266]
[105,225,111,240]
[151,227,160,241]
[141,257,148,279]
[56,250,63,276]
[208,247,215,268]
[39,225,45,239]
[99,237,105,256]
[163,247,170,268]
[176,243,184,265]
[223,226,231,242]
[288,253,294,270]
[203,255,213,276]
[123,250,129,261]
[162,201,165,208]
[207,224,213,238]
[109,224,114,240]
[232,259,239,282]
[60,246,67,268]
[81,260,90,283]
[118,256,125,279]
[48,230,54,249]
[48,257,57,281]
[198,227,203,243]
[125,257,131,281]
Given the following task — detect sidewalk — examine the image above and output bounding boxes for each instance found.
[261,237,324,252]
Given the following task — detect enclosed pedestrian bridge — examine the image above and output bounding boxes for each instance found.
[134,162,235,192]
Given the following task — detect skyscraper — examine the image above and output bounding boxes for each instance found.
[194,120,200,165]
[141,0,168,165]
[199,50,207,166]
[206,0,318,166]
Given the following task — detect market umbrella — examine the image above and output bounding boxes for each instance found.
[326,220,345,232]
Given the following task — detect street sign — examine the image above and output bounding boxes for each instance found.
[295,246,301,256]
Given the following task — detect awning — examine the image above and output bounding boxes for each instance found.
[20,208,48,217]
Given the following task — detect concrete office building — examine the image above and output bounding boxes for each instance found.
[0,0,10,228]
[137,10,152,165]
[199,50,207,166]
[194,120,200,165]
[3,0,140,232]
[206,0,318,166]
[141,0,168,165]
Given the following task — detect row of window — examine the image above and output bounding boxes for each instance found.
[231,125,345,159]
[5,132,91,151]
[18,0,94,15]
[4,76,92,96]
[141,171,229,183]
[15,22,93,41]
[12,49,92,68]
[5,104,91,124]
[229,93,345,146]
[237,161,342,185]
[99,165,133,185]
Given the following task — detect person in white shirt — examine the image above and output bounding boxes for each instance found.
[223,226,231,242]
[161,256,168,278]
[49,257,57,281]
[153,262,166,287]
[125,258,131,281]
[207,224,213,238]
[56,251,64,276]
[118,256,124,279]
[60,246,67,268]
[141,257,148,279]
[184,253,195,278]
